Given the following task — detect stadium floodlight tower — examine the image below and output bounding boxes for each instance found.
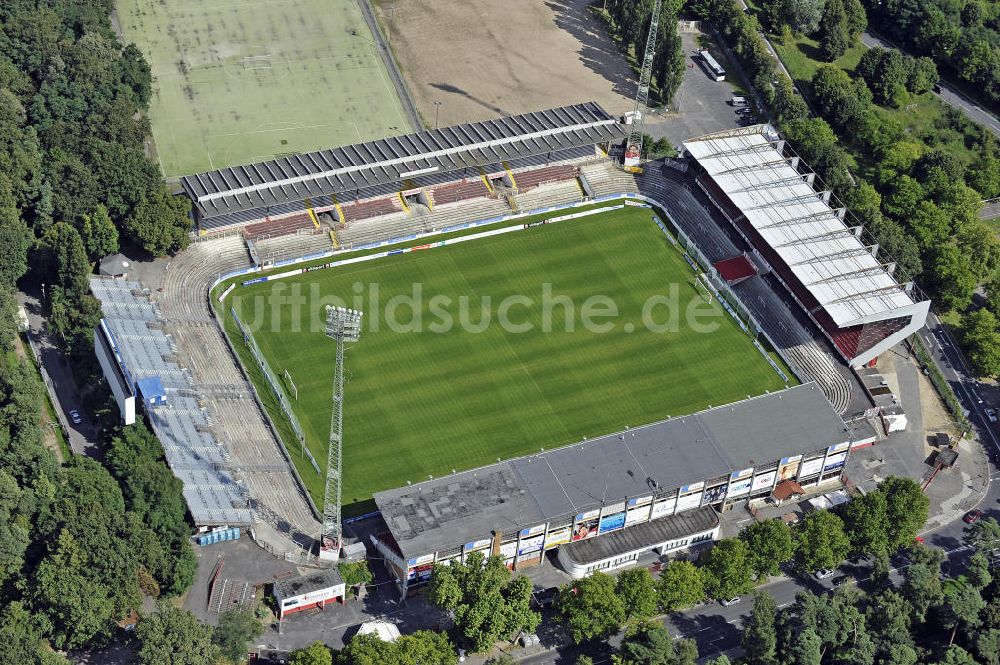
[623,0,661,171]
[320,306,363,562]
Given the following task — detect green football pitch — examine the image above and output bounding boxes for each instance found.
[224,207,792,511]
[115,0,410,177]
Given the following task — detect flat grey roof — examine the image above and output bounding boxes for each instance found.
[274,568,343,600]
[559,506,720,565]
[181,102,625,219]
[375,383,850,558]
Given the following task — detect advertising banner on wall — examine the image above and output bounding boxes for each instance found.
[572,510,600,541]
[777,455,802,481]
[702,484,727,505]
[799,457,824,477]
[651,496,677,519]
[544,527,572,550]
[599,511,626,534]
[519,524,546,539]
[407,554,434,568]
[518,535,545,557]
[827,441,850,454]
[464,538,491,552]
[751,470,777,493]
[823,452,848,471]
[727,477,753,498]
[500,541,518,561]
[625,503,652,526]
[676,491,704,513]
[627,495,653,509]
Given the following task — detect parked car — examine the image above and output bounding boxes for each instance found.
[814,568,836,580]
[986,408,997,423]
[721,596,741,606]
[965,509,984,524]
[69,410,82,425]
[532,586,559,608]
[831,574,852,587]
[933,83,943,93]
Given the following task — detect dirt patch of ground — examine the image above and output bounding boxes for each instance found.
[375,0,636,126]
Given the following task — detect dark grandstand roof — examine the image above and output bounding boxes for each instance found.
[375,383,850,558]
[559,506,720,565]
[181,102,625,219]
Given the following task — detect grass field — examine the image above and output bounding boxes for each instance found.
[224,207,791,511]
[115,0,410,177]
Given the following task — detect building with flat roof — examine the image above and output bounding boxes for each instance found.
[372,383,857,589]
[273,569,345,619]
[683,125,929,367]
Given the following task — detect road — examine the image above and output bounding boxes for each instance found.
[356,0,422,132]
[859,32,1000,138]
[16,287,100,457]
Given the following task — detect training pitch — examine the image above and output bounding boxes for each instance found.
[115,0,410,177]
[224,206,791,511]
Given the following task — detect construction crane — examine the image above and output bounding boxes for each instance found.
[623,0,662,171]
[320,306,363,561]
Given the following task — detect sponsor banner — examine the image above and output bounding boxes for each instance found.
[388,249,404,256]
[799,457,824,477]
[751,471,777,493]
[702,484,727,505]
[262,268,303,282]
[625,503,652,526]
[407,563,434,582]
[402,188,421,196]
[680,481,705,494]
[823,452,848,471]
[520,524,546,538]
[500,542,517,560]
[437,557,458,567]
[731,467,754,481]
[576,509,600,521]
[602,501,626,517]
[651,496,677,519]
[827,441,850,454]
[572,513,600,541]
[518,534,544,556]
[777,455,802,481]
[627,495,653,508]
[524,219,548,229]
[676,491,703,513]
[242,276,268,286]
[411,244,431,251]
[218,283,236,302]
[727,477,753,498]
[599,511,626,534]
[544,526,571,550]
[407,553,434,567]
[464,538,492,552]
[624,200,647,207]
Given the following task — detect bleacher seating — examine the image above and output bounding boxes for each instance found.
[340,197,402,223]
[431,180,489,206]
[243,213,313,240]
[512,165,578,192]
[515,180,584,211]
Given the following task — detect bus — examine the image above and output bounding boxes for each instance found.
[698,49,726,82]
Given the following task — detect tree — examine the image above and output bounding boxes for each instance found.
[125,186,192,256]
[774,75,809,123]
[428,551,539,652]
[0,173,30,288]
[653,27,686,105]
[926,244,977,312]
[795,511,850,572]
[867,591,913,654]
[656,560,705,612]
[289,641,332,665]
[617,621,678,665]
[819,0,851,60]
[742,592,778,665]
[784,0,825,34]
[137,602,220,665]
[957,221,1000,283]
[966,551,992,591]
[700,539,755,600]
[38,222,91,302]
[937,646,979,665]
[843,0,867,37]
[974,628,1000,665]
[79,204,119,260]
[907,57,939,94]
[212,610,262,664]
[556,571,626,644]
[396,631,457,665]
[962,309,1000,378]
[812,66,872,131]
[740,519,796,579]
[968,518,1000,550]
[339,560,374,597]
[484,654,516,665]
[617,567,657,622]
[880,478,928,549]
[789,628,823,665]
[940,580,985,645]
[901,545,944,623]
[857,48,911,107]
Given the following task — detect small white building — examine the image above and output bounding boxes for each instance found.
[273,569,345,619]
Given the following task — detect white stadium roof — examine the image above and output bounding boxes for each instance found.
[683,127,915,328]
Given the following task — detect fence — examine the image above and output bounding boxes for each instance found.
[230,307,320,475]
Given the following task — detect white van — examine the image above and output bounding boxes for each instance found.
[731,96,749,108]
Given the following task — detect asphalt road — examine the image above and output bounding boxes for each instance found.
[859,32,1000,138]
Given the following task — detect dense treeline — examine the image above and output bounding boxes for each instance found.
[0,0,191,349]
[600,0,687,106]
[687,0,1000,379]
[862,0,1000,109]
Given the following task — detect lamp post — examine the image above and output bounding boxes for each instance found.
[433,101,442,129]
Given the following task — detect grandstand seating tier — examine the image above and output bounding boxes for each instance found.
[243,213,314,240]
[340,197,402,223]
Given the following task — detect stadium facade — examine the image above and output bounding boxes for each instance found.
[372,383,871,590]
[683,126,930,368]
[180,102,627,232]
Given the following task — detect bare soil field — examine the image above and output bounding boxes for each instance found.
[375,0,636,126]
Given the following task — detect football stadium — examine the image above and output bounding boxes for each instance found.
[92,106,927,580]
